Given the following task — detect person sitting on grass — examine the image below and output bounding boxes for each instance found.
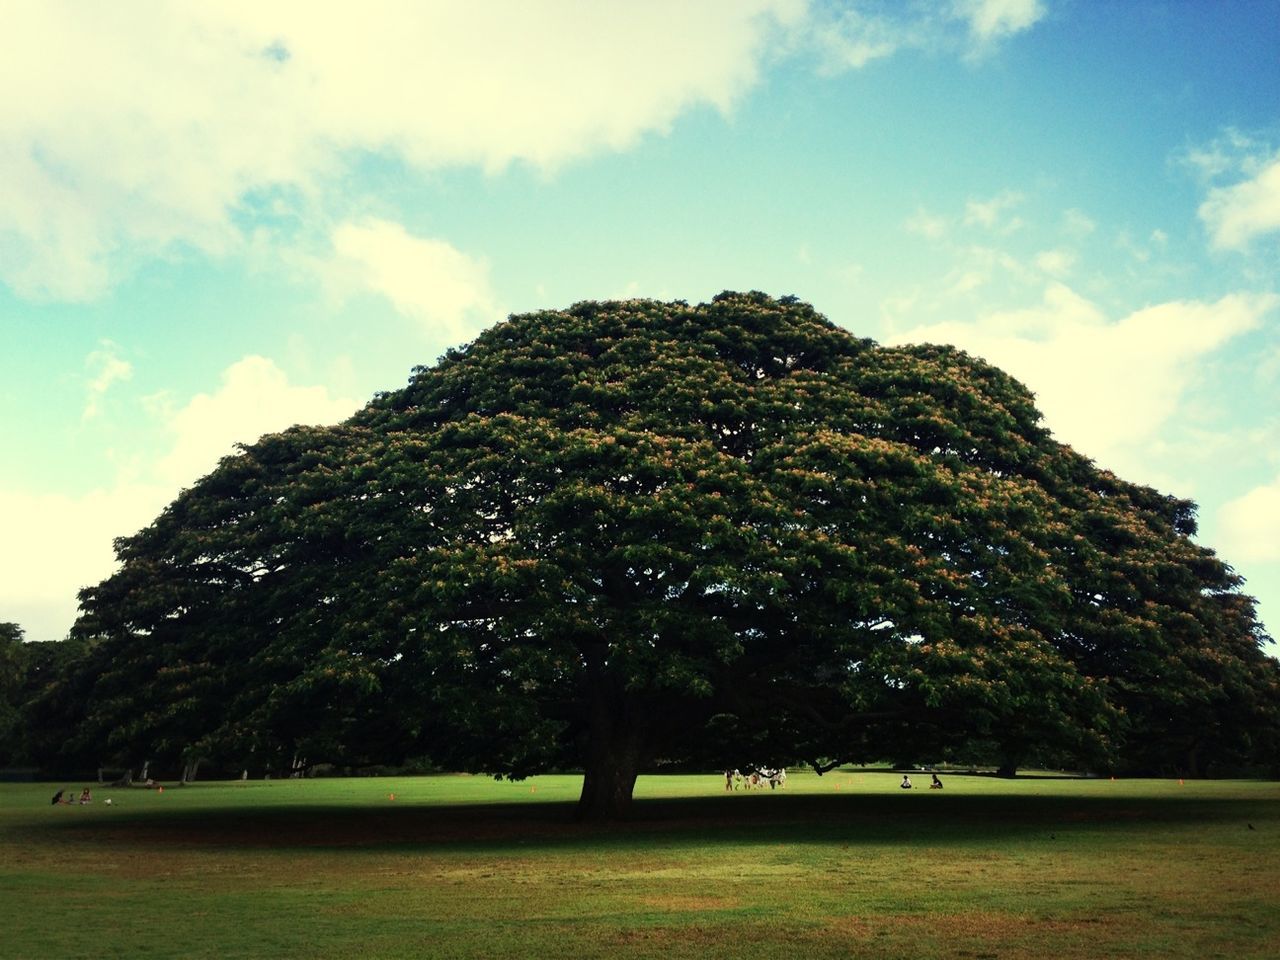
[900,775,912,789]
[79,788,93,804]
[930,774,943,790]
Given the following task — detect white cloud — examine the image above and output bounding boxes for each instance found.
[1179,128,1264,183]
[82,340,133,420]
[811,7,908,71]
[964,191,1024,232]
[948,270,988,295]
[0,0,803,300]
[1199,156,1280,252]
[0,1,1054,301]
[157,355,361,489]
[905,208,949,240]
[1,355,361,642]
[1218,477,1280,563]
[1033,248,1074,277]
[331,219,499,342]
[810,0,1045,72]
[886,285,1278,475]
[954,0,1046,46]
[1062,208,1096,239]
[0,483,173,642]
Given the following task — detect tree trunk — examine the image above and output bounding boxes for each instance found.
[577,735,641,821]
[575,646,644,821]
[996,744,1023,779]
[1186,741,1203,779]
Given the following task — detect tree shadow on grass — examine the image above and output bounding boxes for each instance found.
[33,790,1275,855]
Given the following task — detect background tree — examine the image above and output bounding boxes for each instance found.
[68,294,1279,815]
[0,625,98,771]
[0,623,25,764]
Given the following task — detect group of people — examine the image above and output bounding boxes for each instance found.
[722,769,947,791]
[900,773,944,790]
[50,788,93,805]
[724,767,787,791]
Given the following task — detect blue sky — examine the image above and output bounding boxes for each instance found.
[2,0,1279,647]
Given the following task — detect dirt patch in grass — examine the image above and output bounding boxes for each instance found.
[822,915,875,938]
[888,910,1124,937]
[636,895,740,911]
[611,923,737,947]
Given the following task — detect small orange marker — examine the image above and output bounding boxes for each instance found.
[834,783,841,791]
[1178,779,1184,786]
[157,786,163,793]
[530,785,536,793]
[389,793,396,801]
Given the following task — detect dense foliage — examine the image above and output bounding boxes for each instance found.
[40,293,1279,816]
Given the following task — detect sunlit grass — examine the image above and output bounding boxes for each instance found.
[2,770,1276,959]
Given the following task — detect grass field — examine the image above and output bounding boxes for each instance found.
[2,770,1277,959]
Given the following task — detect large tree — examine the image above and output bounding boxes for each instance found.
[69,294,1278,816]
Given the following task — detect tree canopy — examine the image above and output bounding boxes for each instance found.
[64,293,1279,817]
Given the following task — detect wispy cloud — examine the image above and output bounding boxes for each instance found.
[1061,208,1097,239]
[963,191,1025,232]
[330,219,499,343]
[1200,156,1280,252]
[810,5,911,72]
[1179,129,1280,252]
[1033,248,1074,277]
[905,207,950,239]
[955,0,1047,53]
[776,0,1048,75]
[82,340,132,421]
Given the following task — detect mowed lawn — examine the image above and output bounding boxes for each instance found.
[1,771,1276,959]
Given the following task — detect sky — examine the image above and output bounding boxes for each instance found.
[2,0,1279,649]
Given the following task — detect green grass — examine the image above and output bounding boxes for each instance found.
[1,771,1277,958]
